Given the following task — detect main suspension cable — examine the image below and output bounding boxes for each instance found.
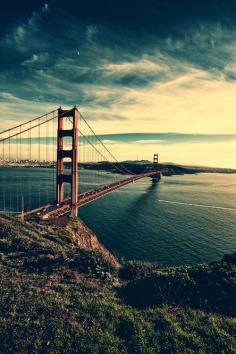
[78,110,134,175]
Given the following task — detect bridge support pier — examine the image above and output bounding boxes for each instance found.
[56,107,79,218]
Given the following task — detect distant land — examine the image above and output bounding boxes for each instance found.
[1,159,236,176]
[79,161,236,176]
[117,161,236,176]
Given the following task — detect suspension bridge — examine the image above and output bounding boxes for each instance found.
[0,107,160,220]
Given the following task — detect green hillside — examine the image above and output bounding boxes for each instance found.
[0,215,235,353]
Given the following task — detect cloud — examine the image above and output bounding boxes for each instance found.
[105,59,167,74]
[0,92,57,130]
[0,2,236,167]
[84,111,128,121]
[42,3,49,13]
[133,140,165,145]
[99,140,121,145]
[86,25,99,42]
[2,3,51,54]
[21,52,49,67]
[97,133,236,144]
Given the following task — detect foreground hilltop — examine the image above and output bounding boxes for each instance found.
[0,215,235,353]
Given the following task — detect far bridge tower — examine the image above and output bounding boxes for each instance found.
[152,153,161,183]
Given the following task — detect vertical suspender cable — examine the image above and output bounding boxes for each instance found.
[46,116,49,203]
[16,132,19,211]
[3,141,5,211]
[19,126,22,212]
[9,131,11,211]
[53,112,55,202]
[38,117,41,207]
[29,122,32,210]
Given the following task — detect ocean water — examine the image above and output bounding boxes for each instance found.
[79,173,236,265]
[0,167,235,265]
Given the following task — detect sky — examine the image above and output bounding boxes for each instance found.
[0,0,236,167]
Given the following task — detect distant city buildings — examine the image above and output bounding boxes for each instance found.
[0,159,56,168]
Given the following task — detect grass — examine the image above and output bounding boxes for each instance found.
[0,215,235,353]
[119,260,236,315]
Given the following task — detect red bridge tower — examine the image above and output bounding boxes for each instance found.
[153,153,158,168]
[56,107,79,217]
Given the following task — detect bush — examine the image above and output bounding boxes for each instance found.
[120,262,236,315]
[222,252,236,265]
[119,260,159,281]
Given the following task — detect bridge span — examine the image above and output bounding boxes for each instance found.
[23,170,161,219]
[0,107,160,219]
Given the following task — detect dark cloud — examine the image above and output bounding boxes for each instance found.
[97,133,236,144]
[47,1,236,35]
[8,133,236,145]
[1,1,236,118]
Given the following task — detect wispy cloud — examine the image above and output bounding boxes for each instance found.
[97,133,236,144]
[1,1,236,167]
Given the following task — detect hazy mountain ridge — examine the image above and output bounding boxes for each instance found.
[80,161,236,175]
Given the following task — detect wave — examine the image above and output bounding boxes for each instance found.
[157,199,236,211]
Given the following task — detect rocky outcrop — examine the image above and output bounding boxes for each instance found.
[0,214,120,270]
[68,219,120,269]
[45,216,120,269]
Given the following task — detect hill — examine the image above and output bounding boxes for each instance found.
[78,161,236,176]
[0,215,235,353]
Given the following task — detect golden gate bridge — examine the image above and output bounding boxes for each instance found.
[0,107,160,220]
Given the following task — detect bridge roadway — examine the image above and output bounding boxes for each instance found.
[24,170,160,220]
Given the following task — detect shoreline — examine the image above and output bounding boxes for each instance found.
[1,162,236,177]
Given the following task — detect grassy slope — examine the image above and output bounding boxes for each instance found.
[0,215,235,354]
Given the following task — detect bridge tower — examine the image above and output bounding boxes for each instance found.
[152,153,161,183]
[153,153,158,169]
[56,107,79,217]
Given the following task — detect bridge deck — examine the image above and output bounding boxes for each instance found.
[23,171,160,219]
